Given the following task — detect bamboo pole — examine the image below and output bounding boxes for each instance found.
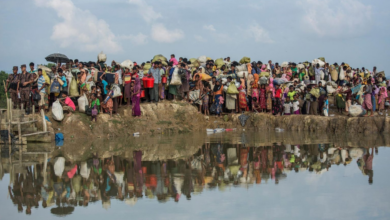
[41,109,47,132]
[17,118,22,145]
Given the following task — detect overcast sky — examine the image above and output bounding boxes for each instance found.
[0,0,389,75]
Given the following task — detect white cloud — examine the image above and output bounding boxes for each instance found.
[246,24,274,43]
[128,0,162,23]
[151,23,184,43]
[203,24,216,32]
[118,33,148,45]
[34,0,122,53]
[194,35,206,42]
[299,0,372,37]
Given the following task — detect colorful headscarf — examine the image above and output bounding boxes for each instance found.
[261,64,267,72]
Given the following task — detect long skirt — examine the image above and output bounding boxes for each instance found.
[102,98,113,112]
[378,96,385,110]
[372,94,376,112]
[124,83,131,98]
[214,95,222,115]
[132,95,141,116]
[362,94,372,110]
[266,93,272,110]
[259,90,267,109]
[169,85,178,95]
[239,92,247,109]
[226,94,236,110]
[272,98,282,115]
[202,95,209,111]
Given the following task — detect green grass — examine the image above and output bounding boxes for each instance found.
[157,120,172,125]
[111,119,122,124]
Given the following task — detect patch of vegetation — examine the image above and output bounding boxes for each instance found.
[111,119,122,124]
[157,120,172,125]
[175,109,186,122]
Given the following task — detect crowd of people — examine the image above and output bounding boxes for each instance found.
[4,55,388,121]
[6,143,376,215]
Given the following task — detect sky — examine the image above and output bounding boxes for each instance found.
[0,0,389,75]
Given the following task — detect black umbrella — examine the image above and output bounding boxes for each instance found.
[45,53,69,64]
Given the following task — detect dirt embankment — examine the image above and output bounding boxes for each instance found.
[35,101,390,142]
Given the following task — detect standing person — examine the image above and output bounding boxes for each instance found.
[323,96,329,116]
[159,62,166,100]
[178,63,190,101]
[225,77,236,114]
[259,84,267,112]
[272,84,282,116]
[189,75,203,113]
[148,61,161,103]
[283,97,292,115]
[79,69,87,96]
[90,94,100,122]
[202,84,211,115]
[5,66,20,109]
[18,64,34,113]
[378,87,387,115]
[305,86,312,115]
[123,67,132,107]
[363,80,374,117]
[292,94,300,114]
[168,65,178,100]
[37,69,47,113]
[343,83,352,113]
[213,80,223,117]
[132,77,141,117]
[315,64,324,84]
[252,74,260,103]
[238,85,247,113]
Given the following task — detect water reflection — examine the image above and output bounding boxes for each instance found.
[3,139,378,216]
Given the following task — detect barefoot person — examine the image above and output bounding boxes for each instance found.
[132,77,141,117]
[189,74,203,113]
[363,80,374,117]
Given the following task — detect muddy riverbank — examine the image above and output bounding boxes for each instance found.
[38,101,388,138]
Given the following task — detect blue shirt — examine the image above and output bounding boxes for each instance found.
[61,76,67,87]
[102,80,108,95]
[37,75,46,94]
[148,67,161,84]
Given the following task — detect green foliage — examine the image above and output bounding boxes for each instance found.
[44,63,56,69]
[0,71,9,107]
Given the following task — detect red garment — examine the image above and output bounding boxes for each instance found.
[275,89,282,98]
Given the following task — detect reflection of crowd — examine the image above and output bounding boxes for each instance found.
[7,144,377,215]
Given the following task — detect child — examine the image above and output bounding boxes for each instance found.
[90,94,100,122]
[283,97,293,115]
[96,85,103,113]
[292,94,300,114]
[323,96,329,116]
[202,84,210,115]
[252,97,261,113]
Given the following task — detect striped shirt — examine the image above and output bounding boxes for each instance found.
[37,75,46,94]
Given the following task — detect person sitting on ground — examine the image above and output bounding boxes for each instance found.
[59,92,75,116]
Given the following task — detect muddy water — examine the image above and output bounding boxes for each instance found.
[1,131,390,220]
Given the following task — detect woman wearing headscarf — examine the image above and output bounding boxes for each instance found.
[213,80,224,117]
[378,86,387,115]
[132,77,141,117]
[238,85,247,112]
[252,74,260,103]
